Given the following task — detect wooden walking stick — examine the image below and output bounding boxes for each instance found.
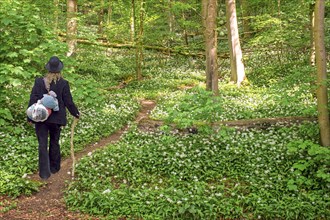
[70,117,79,178]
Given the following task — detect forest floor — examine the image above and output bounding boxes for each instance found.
[0,100,157,220]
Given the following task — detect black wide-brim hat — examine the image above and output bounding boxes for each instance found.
[45,56,63,73]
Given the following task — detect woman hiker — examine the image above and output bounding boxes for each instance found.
[27,56,80,180]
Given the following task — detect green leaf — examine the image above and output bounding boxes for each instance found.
[10,78,22,87]
[178,206,186,214]
[287,179,298,191]
[7,52,18,58]
[0,118,5,126]
[12,66,24,75]
[23,59,31,64]
[316,170,330,182]
[0,108,13,120]
[189,205,196,214]
[1,18,12,25]
[308,144,329,156]
[292,162,309,171]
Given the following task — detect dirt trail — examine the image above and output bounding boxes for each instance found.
[1,100,156,220]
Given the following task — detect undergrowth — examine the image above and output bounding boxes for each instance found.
[1,46,328,219]
[65,123,329,219]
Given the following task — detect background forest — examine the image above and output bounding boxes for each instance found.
[0,0,330,219]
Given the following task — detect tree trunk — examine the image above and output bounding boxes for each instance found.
[309,3,316,96]
[240,0,251,39]
[310,3,316,66]
[168,0,174,33]
[181,0,188,46]
[314,0,330,147]
[167,0,175,48]
[135,0,144,80]
[107,0,112,26]
[130,0,135,42]
[203,0,219,95]
[54,0,59,35]
[276,0,283,64]
[226,0,236,83]
[98,0,104,34]
[66,0,78,57]
[182,13,188,45]
[226,0,246,87]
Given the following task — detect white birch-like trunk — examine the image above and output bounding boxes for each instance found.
[66,0,77,57]
[226,0,245,87]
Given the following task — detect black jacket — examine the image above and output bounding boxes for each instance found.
[28,77,79,126]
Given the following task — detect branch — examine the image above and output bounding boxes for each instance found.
[58,33,229,58]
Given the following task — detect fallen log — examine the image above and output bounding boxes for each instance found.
[138,116,318,131]
[213,116,317,128]
[75,38,208,57]
[58,33,229,58]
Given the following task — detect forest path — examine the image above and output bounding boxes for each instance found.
[1,100,156,220]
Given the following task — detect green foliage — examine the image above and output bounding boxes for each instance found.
[0,198,17,214]
[65,73,106,109]
[0,41,140,197]
[63,50,326,219]
[170,1,201,43]
[244,0,316,89]
[152,78,317,126]
[287,140,330,189]
[75,45,122,78]
[65,124,328,219]
[0,88,140,197]
[60,93,140,157]
[0,170,41,198]
[158,87,223,128]
[1,0,329,219]
[0,0,67,126]
[0,128,40,196]
[121,53,203,100]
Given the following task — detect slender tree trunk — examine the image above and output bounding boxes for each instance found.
[226,1,236,83]
[310,3,316,66]
[98,0,104,34]
[240,0,250,39]
[309,3,316,96]
[54,0,59,35]
[130,0,135,42]
[107,0,112,26]
[66,0,78,57]
[202,1,207,42]
[167,0,175,48]
[202,0,209,88]
[314,0,330,147]
[226,0,246,87]
[168,0,174,33]
[276,0,283,64]
[182,3,188,46]
[203,0,219,95]
[135,0,144,80]
[181,0,189,46]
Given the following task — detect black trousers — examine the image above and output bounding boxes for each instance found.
[35,122,61,179]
